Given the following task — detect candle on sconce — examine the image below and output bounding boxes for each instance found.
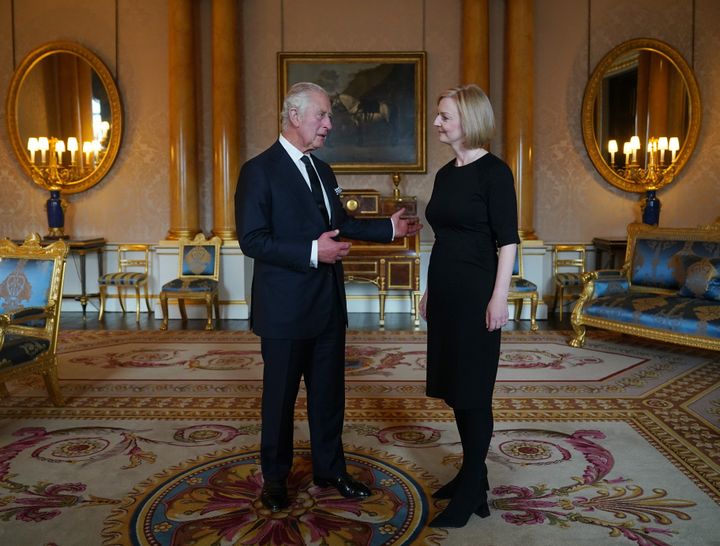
[669,137,680,162]
[66,137,79,164]
[92,140,101,162]
[82,141,93,165]
[54,140,65,163]
[38,137,49,163]
[623,141,631,166]
[630,135,641,163]
[657,137,668,164]
[100,121,110,142]
[27,137,39,164]
[607,139,618,165]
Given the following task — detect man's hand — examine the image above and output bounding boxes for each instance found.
[391,208,423,238]
[318,229,351,263]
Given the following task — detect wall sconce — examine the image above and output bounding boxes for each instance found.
[606,134,680,189]
[24,133,109,239]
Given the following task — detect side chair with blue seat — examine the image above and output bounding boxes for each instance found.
[0,233,69,405]
[551,244,587,320]
[507,242,539,331]
[98,243,153,323]
[159,233,222,330]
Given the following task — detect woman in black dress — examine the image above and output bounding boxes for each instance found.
[420,84,519,528]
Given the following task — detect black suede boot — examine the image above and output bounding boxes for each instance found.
[429,407,493,528]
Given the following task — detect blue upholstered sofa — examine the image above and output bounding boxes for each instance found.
[570,221,720,351]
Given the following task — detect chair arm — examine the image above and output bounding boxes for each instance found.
[0,313,9,350]
[0,305,54,350]
[572,270,629,325]
[586,270,629,297]
[3,305,53,324]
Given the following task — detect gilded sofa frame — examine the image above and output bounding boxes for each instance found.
[570,221,720,351]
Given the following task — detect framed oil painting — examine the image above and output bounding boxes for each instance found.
[278,51,426,173]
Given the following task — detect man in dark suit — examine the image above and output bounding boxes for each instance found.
[235,82,420,512]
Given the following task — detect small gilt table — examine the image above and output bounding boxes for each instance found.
[339,190,420,327]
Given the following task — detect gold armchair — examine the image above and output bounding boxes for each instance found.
[98,244,153,322]
[507,242,539,331]
[551,244,587,320]
[159,233,222,330]
[0,233,69,405]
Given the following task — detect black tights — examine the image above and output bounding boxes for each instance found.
[454,404,493,486]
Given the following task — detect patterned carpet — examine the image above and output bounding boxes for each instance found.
[0,329,718,545]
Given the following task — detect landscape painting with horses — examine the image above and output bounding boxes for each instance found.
[280,52,425,172]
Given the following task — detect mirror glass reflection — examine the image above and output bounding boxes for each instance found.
[19,53,113,179]
[7,42,122,194]
[596,48,688,171]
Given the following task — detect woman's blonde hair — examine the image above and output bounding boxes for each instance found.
[438,84,495,148]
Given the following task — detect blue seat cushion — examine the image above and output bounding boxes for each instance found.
[510,278,537,292]
[98,272,147,286]
[0,334,50,369]
[161,278,218,293]
[585,293,720,337]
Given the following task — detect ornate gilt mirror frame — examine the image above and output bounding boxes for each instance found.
[581,38,701,193]
[5,41,123,194]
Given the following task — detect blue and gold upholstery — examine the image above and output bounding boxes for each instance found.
[0,233,68,405]
[159,233,222,330]
[98,244,153,323]
[508,242,538,331]
[570,221,720,351]
[551,244,587,320]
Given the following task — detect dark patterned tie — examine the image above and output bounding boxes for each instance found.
[300,155,330,228]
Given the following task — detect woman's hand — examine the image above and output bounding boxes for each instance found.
[485,294,509,331]
[419,290,428,321]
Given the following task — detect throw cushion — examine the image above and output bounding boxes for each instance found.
[677,255,720,301]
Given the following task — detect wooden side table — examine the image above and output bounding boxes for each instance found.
[592,237,627,270]
[47,237,106,316]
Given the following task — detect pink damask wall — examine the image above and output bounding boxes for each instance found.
[0,0,717,244]
[534,0,720,240]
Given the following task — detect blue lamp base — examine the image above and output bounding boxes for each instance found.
[46,190,69,239]
[641,190,661,226]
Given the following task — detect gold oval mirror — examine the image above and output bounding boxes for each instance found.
[582,38,701,193]
[5,41,122,194]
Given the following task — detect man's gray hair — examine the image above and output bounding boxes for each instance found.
[281,82,329,130]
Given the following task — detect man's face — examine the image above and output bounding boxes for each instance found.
[293,91,333,152]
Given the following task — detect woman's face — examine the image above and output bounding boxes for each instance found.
[433,97,464,147]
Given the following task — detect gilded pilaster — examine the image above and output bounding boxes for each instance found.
[461,0,489,92]
[504,0,536,240]
[212,0,240,241]
[167,0,199,240]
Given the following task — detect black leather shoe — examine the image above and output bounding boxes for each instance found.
[314,472,371,498]
[260,480,289,512]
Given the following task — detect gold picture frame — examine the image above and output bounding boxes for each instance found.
[278,51,426,173]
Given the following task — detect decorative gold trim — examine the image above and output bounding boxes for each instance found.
[581,38,701,193]
[6,41,123,194]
